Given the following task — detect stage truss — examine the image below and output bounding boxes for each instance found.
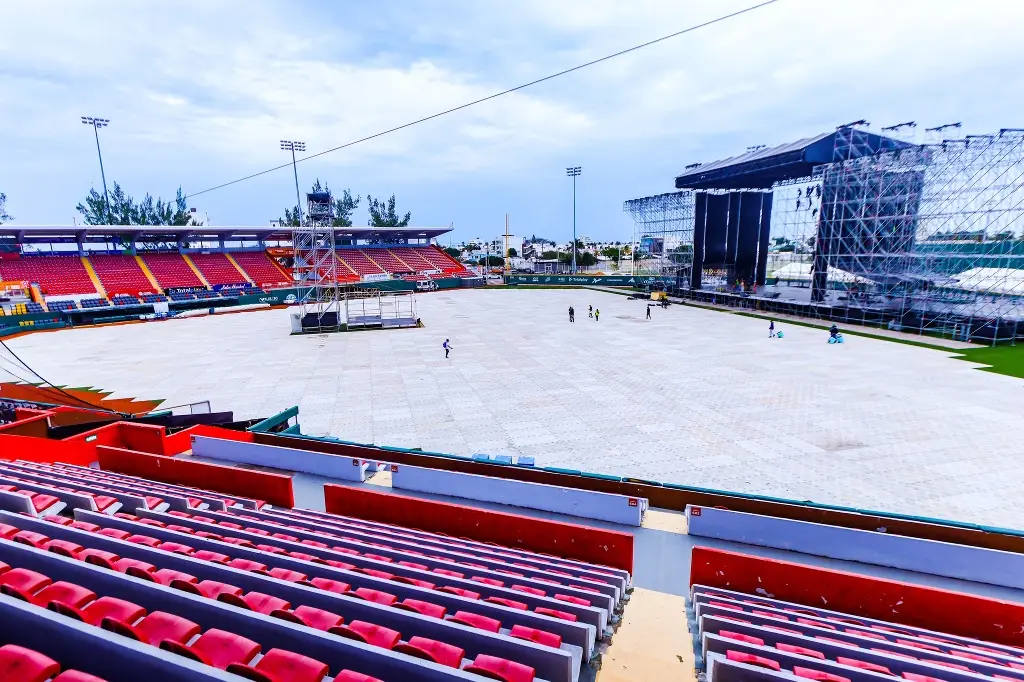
[625,126,1024,343]
[292,191,340,331]
[622,191,694,279]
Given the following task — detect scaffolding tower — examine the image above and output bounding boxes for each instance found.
[622,191,694,280]
[804,129,1024,341]
[292,191,340,333]
[624,126,1024,343]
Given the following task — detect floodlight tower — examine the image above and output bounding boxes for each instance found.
[566,166,581,273]
[280,140,306,225]
[81,117,112,224]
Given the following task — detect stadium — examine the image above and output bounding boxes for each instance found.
[1,130,1024,682]
[4,3,1024,682]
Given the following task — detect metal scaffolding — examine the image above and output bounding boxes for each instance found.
[796,128,1024,342]
[622,191,694,279]
[292,191,340,332]
[624,126,1024,343]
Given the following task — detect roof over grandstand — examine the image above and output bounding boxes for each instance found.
[0,225,453,243]
[674,128,910,190]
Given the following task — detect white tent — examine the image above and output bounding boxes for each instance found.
[770,262,874,285]
[948,268,1024,296]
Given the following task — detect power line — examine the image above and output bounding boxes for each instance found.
[0,338,129,416]
[185,0,781,200]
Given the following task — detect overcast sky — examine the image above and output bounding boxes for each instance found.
[2,0,1022,243]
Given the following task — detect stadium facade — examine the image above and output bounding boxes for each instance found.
[625,124,1024,343]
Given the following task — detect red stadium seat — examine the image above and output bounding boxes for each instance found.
[777,643,826,659]
[287,605,344,631]
[451,611,501,633]
[176,579,242,600]
[309,577,351,594]
[534,607,577,622]
[1,568,52,601]
[160,629,260,670]
[793,667,851,682]
[0,644,61,682]
[472,576,505,587]
[836,657,892,675]
[267,567,306,583]
[726,650,782,671]
[70,521,101,533]
[80,597,145,627]
[96,528,131,540]
[717,631,763,646]
[334,671,384,682]
[79,549,119,570]
[353,588,397,606]
[434,569,464,578]
[485,597,528,610]
[391,576,435,590]
[12,530,49,548]
[31,582,96,610]
[43,539,84,558]
[553,594,589,607]
[222,592,290,615]
[510,624,562,648]
[227,649,330,682]
[394,637,466,668]
[463,654,536,682]
[330,621,401,649]
[322,560,357,571]
[227,558,268,573]
[394,599,447,619]
[152,569,197,587]
[114,558,156,577]
[511,585,545,597]
[193,550,230,563]
[257,545,289,555]
[157,542,194,555]
[437,586,480,600]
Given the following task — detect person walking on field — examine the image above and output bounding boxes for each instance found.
[569,306,575,322]
[595,308,600,322]
[769,320,776,338]
[646,305,652,320]
[588,305,593,319]
[443,338,452,359]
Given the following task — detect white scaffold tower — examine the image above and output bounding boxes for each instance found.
[292,190,341,333]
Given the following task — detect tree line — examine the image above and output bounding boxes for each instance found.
[56,179,413,228]
[276,180,411,228]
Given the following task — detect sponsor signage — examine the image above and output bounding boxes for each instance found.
[505,275,666,286]
[361,273,391,283]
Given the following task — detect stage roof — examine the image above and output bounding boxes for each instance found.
[0,225,452,243]
[674,128,909,190]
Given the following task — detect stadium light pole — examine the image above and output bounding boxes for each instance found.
[566,166,581,274]
[81,117,112,224]
[281,141,306,225]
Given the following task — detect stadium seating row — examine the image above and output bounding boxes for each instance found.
[0,247,467,301]
[0,252,287,298]
[0,453,624,680]
[0,642,105,682]
[693,582,1024,682]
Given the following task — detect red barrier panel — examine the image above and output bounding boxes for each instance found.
[0,432,95,465]
[324,484,634,572]
[690,546,1024,647]
[96,445,294,508]
[164,424,253,455]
